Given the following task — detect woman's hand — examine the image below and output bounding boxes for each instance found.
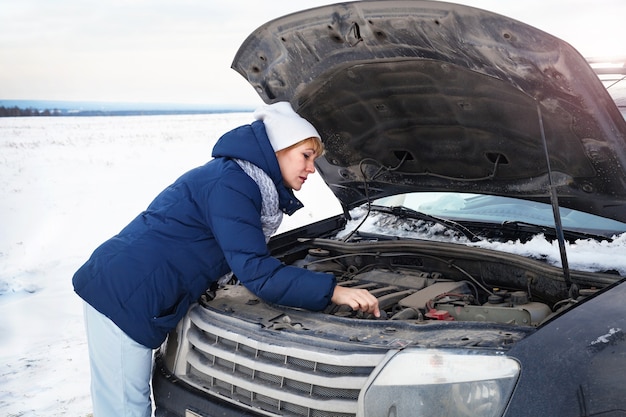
[331,285,381,318]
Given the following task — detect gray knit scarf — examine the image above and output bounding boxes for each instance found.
[234,159,283,241]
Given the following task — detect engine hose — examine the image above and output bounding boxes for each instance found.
[390,307,420,320]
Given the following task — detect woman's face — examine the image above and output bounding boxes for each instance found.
[275,139,319,191]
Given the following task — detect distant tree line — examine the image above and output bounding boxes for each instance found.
[0,106,62,117]
[0,105,252,117]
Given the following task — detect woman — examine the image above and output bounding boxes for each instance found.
[73,101,380,417]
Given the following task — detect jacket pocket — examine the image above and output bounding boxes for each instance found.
[152,295,190,330]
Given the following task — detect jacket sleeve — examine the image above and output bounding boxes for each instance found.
[204,169,336,311]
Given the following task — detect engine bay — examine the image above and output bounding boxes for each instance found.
[196,237,618,351]
[274,238,607,327]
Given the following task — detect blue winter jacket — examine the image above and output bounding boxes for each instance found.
[72,120,337,349]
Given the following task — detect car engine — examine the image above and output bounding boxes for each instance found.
[291,242,557,326]
[203,237,609,329]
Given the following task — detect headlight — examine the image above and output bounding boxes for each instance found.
[359,349,519,417]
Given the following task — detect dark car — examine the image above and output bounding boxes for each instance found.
[153,1,626,416]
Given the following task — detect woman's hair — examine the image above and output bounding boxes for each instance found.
[279,136,325,156]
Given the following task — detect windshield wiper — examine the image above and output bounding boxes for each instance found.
[501,220,613,242]
[372,204,482,242]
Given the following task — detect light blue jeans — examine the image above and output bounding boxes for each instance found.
[83,302,153,417]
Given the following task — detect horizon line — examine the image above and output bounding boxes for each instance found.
[0,99,256,112]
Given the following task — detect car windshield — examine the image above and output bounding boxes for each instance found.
[374,192,626,235]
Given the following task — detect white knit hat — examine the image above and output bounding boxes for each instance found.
[253,101,321,152]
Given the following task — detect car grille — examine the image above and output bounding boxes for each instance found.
[177,306,386,417]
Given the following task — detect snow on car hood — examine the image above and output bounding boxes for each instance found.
[232,0,626,223]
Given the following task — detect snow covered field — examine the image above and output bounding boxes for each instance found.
[1,113,624,416]
[0,113,340,416]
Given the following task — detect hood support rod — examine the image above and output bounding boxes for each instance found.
[536,102,573,290]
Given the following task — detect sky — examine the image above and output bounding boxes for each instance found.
[1,0,625,107]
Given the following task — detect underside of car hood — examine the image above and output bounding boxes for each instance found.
[232,0,626,222]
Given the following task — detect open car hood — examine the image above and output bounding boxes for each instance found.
[232,0,626,223]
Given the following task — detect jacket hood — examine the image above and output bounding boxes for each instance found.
[211,120,304,215]
[231,0,626,223]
